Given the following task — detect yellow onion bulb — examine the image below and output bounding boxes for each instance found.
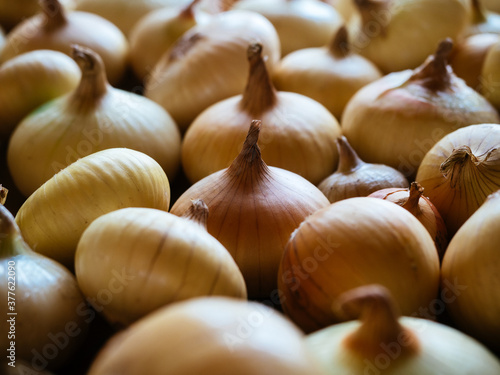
[305,285,500,375]
[416,123,500,238]
[182,43,341,185]
[7,45,181,197]
[145,9,281,130]
[75,201,247,327]
[0,50,81,139]
[172,120,330,299]
[342,39,500,179]
[278,197,440,333]
[327,0,357,22]
[368,182,448,260]
[15,148,171,269]
[0,0,128,85]
[347,0,471,73]
[481,39,500,110]
[0,0,74,30]
[441,190,500,351]
[87,297,327,375]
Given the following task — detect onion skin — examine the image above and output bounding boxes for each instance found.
[0,0,74,30]
[481,39,500,110]
[416,123,500,237]
[75,205,247,327]
[15,148,171,269]
[87,297,327,375]
[441,190,500,352]
[278,197,440,333]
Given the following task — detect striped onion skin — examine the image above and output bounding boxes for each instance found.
[15,148,171,269]
[75,207,247,327]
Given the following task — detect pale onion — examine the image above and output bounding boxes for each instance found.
[145,9,281,130]
[347,0,470,73]
[129,0,211,80]
[0,203,88,370]
[171,120,330,299]
[325,0,357,22]
[416,123,500,237]
[482,0,500,13]
[481,39,500,110]
[75,201,247,327]
[450,33,500,91]
[0,50,81,139]
[182,43,341,185]
[272,25,382,119]
[368,182,448,260]
[87,297,327,375]
[0,0,74,30]
[8,45,181,197]
[278,197,440,333]
[233,0,343,56]
[306,284,500,375]
[466,0,500,36]
[318,136,408,203]
[441,190,500,351]
[0,0,128,85]
[15,148,171,269]
[72,0,191,36]
[342,39,500,179]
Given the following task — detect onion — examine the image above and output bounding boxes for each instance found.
[347,0,471,73]
[233,0,343,56]
[368,182,448,260]
[416,123,500,238]
[7,45,181,197]
[15,148,171,269]
[75,201,247,327]
[482,0,500,13]
[342,39,500,178]
[318,136,408,203]
[481,39,500,110]
[144,9,281,130]
[0,0,128,85]
[325,0,357,22]
[182,43,341,185]
[272,25,382,119]
[171,120,330,299]
[466,0,500,36]
[441,190,500,351]
[306,284,500,374]
[87,297,327,375]
[278,197,440,333]
[0,50,81,140]
[0,202,88,370]
[0,0,74,30]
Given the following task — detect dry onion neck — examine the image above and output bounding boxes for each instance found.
[354,0,390,36]
[337,285,420,358]
[40,0,68,31]
[181,199,209,229]
[240,43,277,117]
[329,25,350,58]
[0,205,31,258]
[179,0,202,20]
[336,136,364,173]
[402,182,424,215]
[408,39,454,91]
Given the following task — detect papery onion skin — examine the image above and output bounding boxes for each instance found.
[75,206,247,327]
[0,50,81,139]
[416,123,500,237]
[15,148,171,269]
[441,190,500,352]
[145,10,281,130]
[278,197,440,333]
[87,297,327,375]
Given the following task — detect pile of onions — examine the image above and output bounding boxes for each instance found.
[416,123,500,237]
[171,120,330,298]
[129,0,211,79]
[465,0,500,36]
[0,0,128,85]
[144,9,281,130]
[75,201,247,327]
[347,0,471,73]
[306,284,500,374]
[481,39,500,109]
[369,182,448,259]
[15,148,171,269]
[342,39,500,178]
[233,0,343,56]
[441,190,500,351]
[87,297,327,375]
[0,201,88,370]
[182,43,341,185]
[278,197,440,333]
[272,25,382,119]
[7,45,181,197]
[318,136,408,203]
[0,50,81,139]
